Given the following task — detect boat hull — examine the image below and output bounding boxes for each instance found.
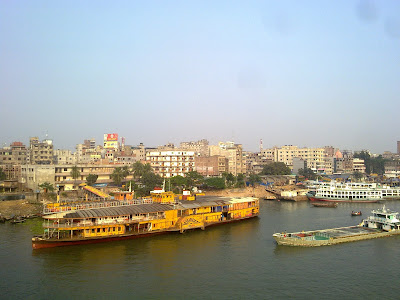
[308,196,378,203]
[32,214,258,249]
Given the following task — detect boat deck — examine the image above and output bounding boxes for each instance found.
[312,226,379,239]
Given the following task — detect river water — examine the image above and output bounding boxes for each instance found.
[1,200,400,299]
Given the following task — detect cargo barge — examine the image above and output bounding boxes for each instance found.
[32,195,259,249]
[273,206,400,247]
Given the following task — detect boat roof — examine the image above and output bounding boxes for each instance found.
[44,196,258,219]
[58,203,174,219]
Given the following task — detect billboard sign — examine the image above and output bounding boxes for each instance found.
[104,133,118,141]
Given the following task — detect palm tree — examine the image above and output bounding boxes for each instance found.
[111,167,124,186]
[131,161,144,180]
[70,165,81,191]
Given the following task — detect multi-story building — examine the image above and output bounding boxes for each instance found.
[180,139,209,156]
[29,137,54,165]
[335,158,353,174]
[262,145,325,172]
[21,164,134,191]
[194,155,228,177]
[122,143,146,162]
[209,142,246,176]
[1,164,22,181]
[0,142,28,166]
[146,150,195,178]
[21,165,56,191]
[353,158,366,173]
[384,159,400,178]
[397,141,400,154]
[245,152,272,174]
[292,157,306,175]
[54,149,76,165]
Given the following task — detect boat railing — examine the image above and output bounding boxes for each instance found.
[43,198,154,214]
[368,216,396,224]
[43,215,164,228]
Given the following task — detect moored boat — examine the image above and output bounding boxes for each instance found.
[311,202,338,208]
[32,195,259,249]
[273,205,400,247]
[306,182,381,203]
[307,181,400,202]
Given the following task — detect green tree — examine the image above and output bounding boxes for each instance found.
[131,161,144,179]
[247,174,261,187]
[203,177,226,189]
[222,172,236,187]
[261,162,291,175]
[86,174,98,186]
[298,168,316,180]
[70,165,81,190]
[137,172,163,196]
[352,171,363,181]
[0,167,6,181]
[38,182,54,193]
[370,155,385,175]
[354,152,386,175]
[236,173,245,188]
[170,175,187,192]
[111,167,125,186]
[185,171,203,189]
[122,165,131,178]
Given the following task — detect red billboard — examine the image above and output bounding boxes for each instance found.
[104,133,118,141]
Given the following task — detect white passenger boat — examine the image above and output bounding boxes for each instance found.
[307,182,400,203]
[361,205,400,231]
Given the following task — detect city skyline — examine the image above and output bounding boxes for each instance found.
[1,133,399,156]
[1,1,399,153]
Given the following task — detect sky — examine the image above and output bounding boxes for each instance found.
[1,0,399,154]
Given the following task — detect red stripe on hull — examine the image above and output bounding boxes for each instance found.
[308,196,378,203]
[32,231,167,249]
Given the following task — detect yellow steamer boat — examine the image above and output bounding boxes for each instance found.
[32,195,259,249]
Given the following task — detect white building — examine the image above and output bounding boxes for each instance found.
[146,150,195,178]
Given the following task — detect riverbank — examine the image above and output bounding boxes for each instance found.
[0,200,42,218]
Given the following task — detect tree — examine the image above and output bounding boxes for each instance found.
[0,167,6,181]
[185,171,203,189]
[203,177,225,189]
[298,168,316,180]
[352,171,363,181]
[170,175,187,192]
[248,174,261,187]
[138,172,163,196]
[222,172,236,187]
[132,162,153,180]
[86,174,98,186]
[70,165,81,190]
[354,151,371,174]
[38,182,54,193]
[354,151,386,175]
[236,173,245,188]
[261,162,291,175]
[122,166,131,178]
[111,167,125,186]
[370,155,385,175]
[131,161,144,180]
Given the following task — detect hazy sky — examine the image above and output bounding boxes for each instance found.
[1,1,399,154]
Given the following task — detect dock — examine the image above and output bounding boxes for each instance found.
[273,226,400,247]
